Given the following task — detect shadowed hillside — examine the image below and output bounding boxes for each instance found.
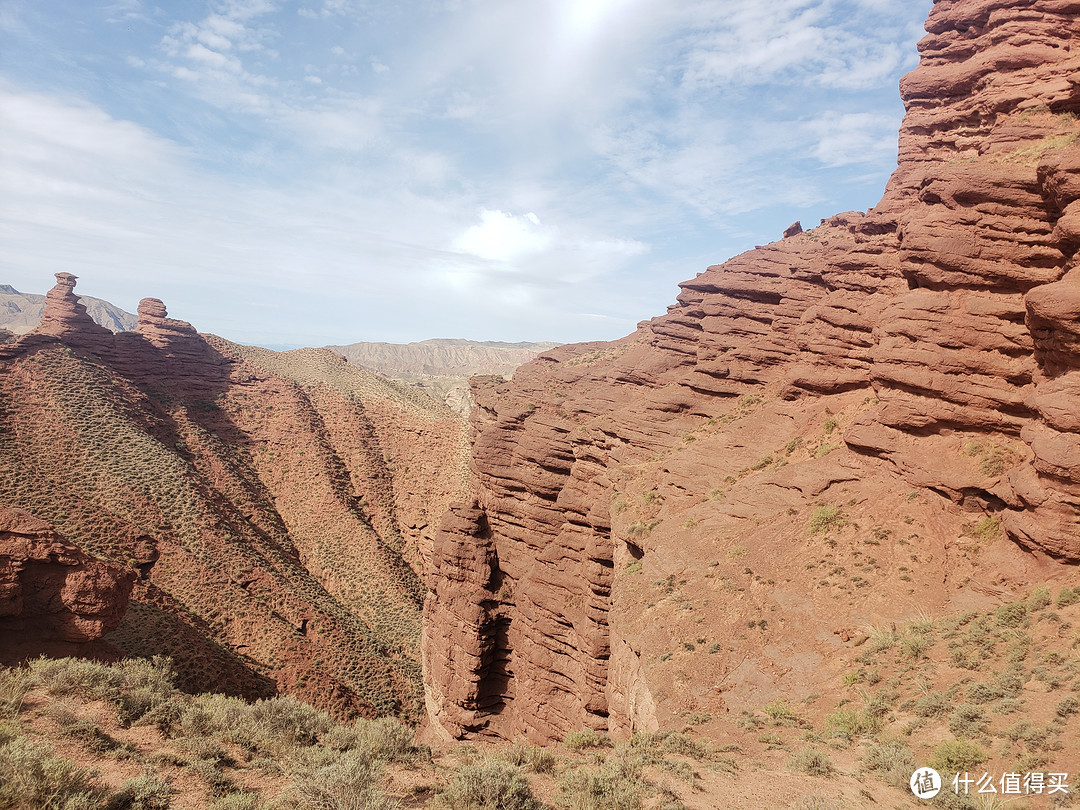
[0,279,468,720]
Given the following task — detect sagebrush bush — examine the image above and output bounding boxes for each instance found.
[320,716,422,764]
[436,759,540,810]
[292,750,394,810]
[209,793,262,810]
[108,771,172,810]
[825,706,880,742]
[929,740,987,773]
[557,765,643,810]
[808,505,843,535]
[28,656,178,728]
[788,748,835,777]
[0,667,30,718]
[250,695,333,748]
[0,731,107,810]
[563,728,611,751]
[861,739,915,789]
[948,703,988,739]
[499,740,558,774]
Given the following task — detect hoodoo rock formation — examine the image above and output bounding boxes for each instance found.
[422,0,1080,743]
[0,507,135,643]
[35,273,115,351]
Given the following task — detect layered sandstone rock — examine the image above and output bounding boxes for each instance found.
[423,0,1080,743]
[35,273,115,351]
[0,507,135,642]
[127,297,232,393]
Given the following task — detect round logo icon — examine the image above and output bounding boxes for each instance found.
[910,767,942,799]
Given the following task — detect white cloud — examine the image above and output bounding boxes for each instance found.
[0,0,934,344]
[0,84,655,344]
[806,112,899,167]
[453,210,553,263]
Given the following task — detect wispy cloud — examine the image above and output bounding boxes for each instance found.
[0,0,933,345]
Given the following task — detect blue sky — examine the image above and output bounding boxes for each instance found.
[0,0,932,347]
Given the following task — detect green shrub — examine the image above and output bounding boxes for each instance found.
[910,691,950,718]
[658,732,710,760]
[437,759,540,810]
[963,517,1000,542]
[928,740,987,773]
[0,732,107,810]
[995,602,1027,628]
[108,771,172,810]
[250,695,333,748]
[762,700,799,726]
[28,656,177,729]
[1055,696,1079,718]
[808,506,843,535]
[860,739,915,789]
[499,740,558,774]
[1028,586,1052,611]
[29,656,116,700]
[564,729,611,750]
[292,750,393,810]
[209,794,262,810]
[187,759,236,799]
[1056,587,1079,607]
[966,682,1004,704]
[826,701,881,742]
[320,716,422,764]
[557,755,644,810]
[948,704,988,738]
[0,667,30,718]
[788,747,834,777]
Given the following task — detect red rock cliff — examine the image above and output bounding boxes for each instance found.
[422,0,1080,743]
[0,507,135,644]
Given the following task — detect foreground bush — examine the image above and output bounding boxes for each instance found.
[0,730,108,810]
[291,750,395,810]
[436,759,540,810]
[557,745,646,810]
[28,656,178,729]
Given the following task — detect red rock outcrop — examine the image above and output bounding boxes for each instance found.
[35,273,115,352]
[0,507,134,642]
[423,0,1080,743]
[124,297,233,394]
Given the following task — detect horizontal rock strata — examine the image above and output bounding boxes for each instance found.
[422,0,1080,743]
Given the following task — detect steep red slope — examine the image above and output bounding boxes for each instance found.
[0,277,467,718]
[422,0,1080,744]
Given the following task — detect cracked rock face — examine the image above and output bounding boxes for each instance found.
[0,507,135,643]
[421,0,1080,743]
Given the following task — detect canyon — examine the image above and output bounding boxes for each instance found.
[1,0,1079,806]
[421,0,1080,746]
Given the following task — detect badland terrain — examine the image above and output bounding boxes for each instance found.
[2,0,1079,807]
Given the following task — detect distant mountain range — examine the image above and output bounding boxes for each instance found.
[328,339,560,413]
[0,284,138,334]
[328,338,561,380]
[1,283,557,412]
